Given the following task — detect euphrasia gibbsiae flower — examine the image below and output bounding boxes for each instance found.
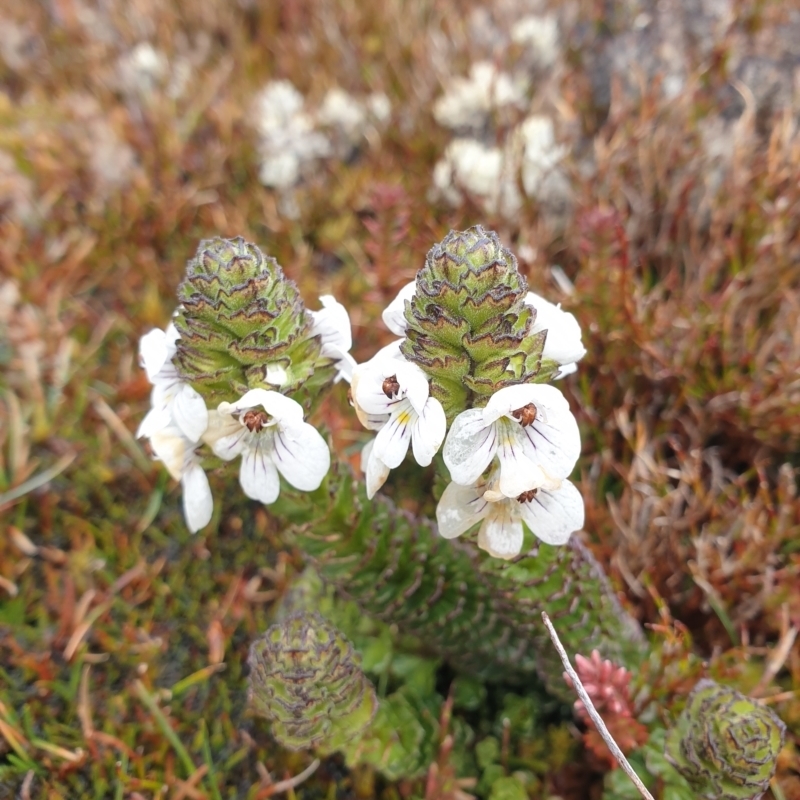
[356,226,587,558]
[137,236,351,531]
[351,341,446,498]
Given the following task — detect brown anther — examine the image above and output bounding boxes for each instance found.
[382,375,401,398]
[242,409,270,432]
[516,489,538,503]
[511,403,538,427]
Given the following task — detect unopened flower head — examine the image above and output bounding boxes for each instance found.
[172,236,345,408]
[391,226,570,422]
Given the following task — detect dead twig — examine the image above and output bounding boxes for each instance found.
[541,612,655,800]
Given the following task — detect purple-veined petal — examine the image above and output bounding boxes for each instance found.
[230,388,305,426]
[436,480,489,539]
[381,281,416,336]
[273,421,330,490]
[373,403,414,468]
[239,444,281,504]
[182,461,213,533]
[443,409,497,485]
[411,397,446,466]
[517,479,584,545]
[478,502,524,559]
[515,392,581,481]
[210,428,248,461]
[495,420,548,497]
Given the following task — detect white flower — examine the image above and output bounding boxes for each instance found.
[308,295,356,383]
[443,383,580,498]
[524,291,587,376]
[204,389,330,505]
[510,15,560,67]
[382,282,416,336]
[436,471,585,559]
[136,324,213,533]
[136,324,209,445]
[351,345,446,498]
[519,115,566,199]
[148,423,214,532]
[433,62,527,131]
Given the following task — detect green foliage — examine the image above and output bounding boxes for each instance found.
[401,226,557,423]
[665,679,786,800]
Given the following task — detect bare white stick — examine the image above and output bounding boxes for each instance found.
[541,612,655,800]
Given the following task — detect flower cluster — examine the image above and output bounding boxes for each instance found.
[351,227,587,559]
[137,237,352,532]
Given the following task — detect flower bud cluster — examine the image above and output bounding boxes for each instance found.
[665,679,786,800]
[248,612,378,750]
[351,226,587,559]
[137,236,353,532]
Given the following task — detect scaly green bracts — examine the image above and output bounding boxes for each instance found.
[248,611,439,780]
[172,236,335,407]
[665,679,786,800]
[400,226,559,422]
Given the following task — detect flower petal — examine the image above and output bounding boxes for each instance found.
[515,394,581,481]
[436,480,488,539]
[182,461,213,533]
[139,328,172,382]
[517,479,584,544]
[526,291,587,367]
[381,281,416,336]
[210,428,247,461]
[231,388,306,425]
[478,503,524,559]
[149,426,189,480]
[373,403,413,468]
[172,384,209,443]
[239,444,281,504]
[362,438,390,499]
[273,421,330,490]
[137,406,170,439]
[310,295,353,354]
[411,397,446,466]
[483,383,568,425]
[443,409,497,485]
[495,421,548,497]
[394,360,431,416]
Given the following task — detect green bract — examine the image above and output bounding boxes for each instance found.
[400,225,559,423]
[247,612,378,751]
[665,679,786,800]
[173,236,334,406]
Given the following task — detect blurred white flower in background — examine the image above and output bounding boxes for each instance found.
[253,80,332,191]
[510,15,560,67]
[433,61,528,131]
[431,138,522,217]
